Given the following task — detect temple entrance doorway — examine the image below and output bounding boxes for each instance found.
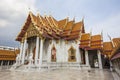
[80,48,86,64]
[102,56,110,69]
[88,50,99,68]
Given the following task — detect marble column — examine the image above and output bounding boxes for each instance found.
[7,61,9,66]
[76,47,81,63]
[19,42,24,62]
[110,61,113,71]
[39,39,43,66]
[1,60,3,66]
[35,37,39,65]
[21,39,27,64]
[97,50,103,69]
[85,50,89,66]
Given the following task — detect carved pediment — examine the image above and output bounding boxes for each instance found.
[26,23,39,38]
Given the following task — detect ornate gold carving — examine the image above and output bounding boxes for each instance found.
[26,23,39,38]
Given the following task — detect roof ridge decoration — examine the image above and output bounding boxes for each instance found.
[69,18,75,33]
[63,17,69,30]
[68,20,75,35]
[16,11,87,41]
[29,11,37,25]
[16,11,35,41]
[49,16,62,34]
[37,13,45,26]
[45,16,59,34]
[50,15,58,28]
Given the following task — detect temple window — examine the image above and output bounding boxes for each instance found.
[68,46,76,62]
[51,45,56,62]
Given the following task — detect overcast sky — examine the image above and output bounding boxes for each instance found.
[0,0,120,47]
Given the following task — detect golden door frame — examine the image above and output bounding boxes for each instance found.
[68,46,76,62]
[51,45,56,62]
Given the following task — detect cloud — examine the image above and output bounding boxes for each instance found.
[0,0,37,47]
[0,0,37,25]
[0,19,10,27]
[0,0,120,46]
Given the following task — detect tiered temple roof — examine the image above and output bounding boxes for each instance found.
[90,35,103,49]
[102,38,120,58]
[16,12,85,41]
[110,42,120,60]
[103,42,113,57]
[0,48,19,60]
[80,33,103,50]
[80,33,91,49]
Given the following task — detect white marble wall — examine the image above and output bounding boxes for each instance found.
[47,39,81,63]
[18,38,82,65]
[43,39,49,61]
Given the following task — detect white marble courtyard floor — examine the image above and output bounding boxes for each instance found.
[0,69,115,80]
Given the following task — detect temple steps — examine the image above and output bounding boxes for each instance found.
[10,62,91,71]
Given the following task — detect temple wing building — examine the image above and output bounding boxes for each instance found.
[0,46,19,66]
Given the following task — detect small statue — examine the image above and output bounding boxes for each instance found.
[16,54,20,65]
[28,53,33,65]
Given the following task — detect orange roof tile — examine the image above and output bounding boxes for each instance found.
[103,42,113,51]
[64,21,74,31]
[90,35,102,49]
[110,44,120,59]
[80,33,90,41]
[71,21,82,32]
[0,49,20,60]
[112,38,120,47]
[91,35,102,42]
[58,18,68,29]
[50,16,58,27]
[80,33,91,48]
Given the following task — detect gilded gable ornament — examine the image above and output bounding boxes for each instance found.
[26,23,39,38]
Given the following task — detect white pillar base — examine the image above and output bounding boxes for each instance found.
[85,50,90,66]
[97,50,103,69]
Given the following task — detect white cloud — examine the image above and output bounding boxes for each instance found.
[0,0,37,46]
[0,0,36,15]
[0,19,10,27]
[0,0,120,46]
[0,0,37,26]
